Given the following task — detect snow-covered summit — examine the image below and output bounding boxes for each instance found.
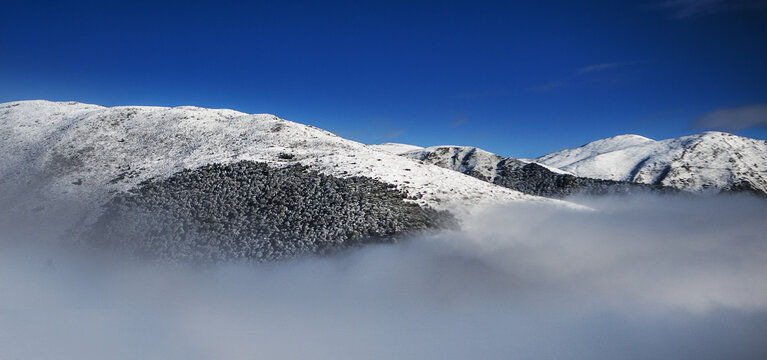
[536,134,656,170]
[0,100,566,223]
[536,131,767,194]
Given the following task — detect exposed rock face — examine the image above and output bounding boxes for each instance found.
[409,146,504,183]
[402,146,674,198]
[492,159,675,198]
[89,161,455,262]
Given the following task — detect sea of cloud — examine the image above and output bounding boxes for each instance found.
[1,193,766,359]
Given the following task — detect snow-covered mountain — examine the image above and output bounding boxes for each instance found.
[537,132,767,195]
[397,145,673,198]
[1,100,588,260]
[0,101,563,225]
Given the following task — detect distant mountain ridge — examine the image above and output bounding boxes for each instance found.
[536,132,767,196]
[395,145,675,198]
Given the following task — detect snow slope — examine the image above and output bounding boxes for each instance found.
[0,101,567,225]
[537,132,767,194]
[369,142,424,154]
[537,134,655,170]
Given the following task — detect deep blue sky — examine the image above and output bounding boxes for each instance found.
[2,0,766,157]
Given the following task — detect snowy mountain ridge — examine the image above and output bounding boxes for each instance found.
[536,134,655,169]
[395,145,675,198]
[536,132,767,194]
[0,100,567,226]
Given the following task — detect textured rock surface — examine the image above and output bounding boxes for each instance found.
[89,161,455,262]
[493,159,675,198]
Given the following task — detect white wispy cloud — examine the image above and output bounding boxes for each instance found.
[660,0,724,17]
[693,104,767,131]
[382,129,404,138]
[578,61,644,74]
[450,117,467,126]
[659,0,766,18]
[530,80,566,91]
[532,60,645,92]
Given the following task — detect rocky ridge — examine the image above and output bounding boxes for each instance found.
[399,146,674,198]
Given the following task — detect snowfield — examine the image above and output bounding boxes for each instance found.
[369,142,425,154]
[537,134,656,169]
[0,100,570,226]
[537,132,767,194]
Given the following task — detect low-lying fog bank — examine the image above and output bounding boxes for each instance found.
[1,194,766,359]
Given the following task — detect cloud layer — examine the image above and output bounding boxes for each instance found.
[1,194,767,359]
[693,104,767,131]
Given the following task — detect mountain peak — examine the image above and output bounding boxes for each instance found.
[537,131,767,194]
[599,134,655,142]
[576,134,656,148]
[536,134,656,171]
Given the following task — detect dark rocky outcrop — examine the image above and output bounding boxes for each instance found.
[88,161,455,262]
[402,146,677,199]
[493,159,677,198]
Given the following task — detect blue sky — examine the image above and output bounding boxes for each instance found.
[1,0,766,157]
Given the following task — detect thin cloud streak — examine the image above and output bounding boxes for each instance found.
[692,104,767,131]
[532,60,646,92]
[661,0,725,18]
[579,61,645,74]
[461,60,645,96]
[659,0,767,18]
[449,89,513,99]
[530,80,566,92]
[450,117,467,127]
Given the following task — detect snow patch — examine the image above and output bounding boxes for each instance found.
[369,142,425,154]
